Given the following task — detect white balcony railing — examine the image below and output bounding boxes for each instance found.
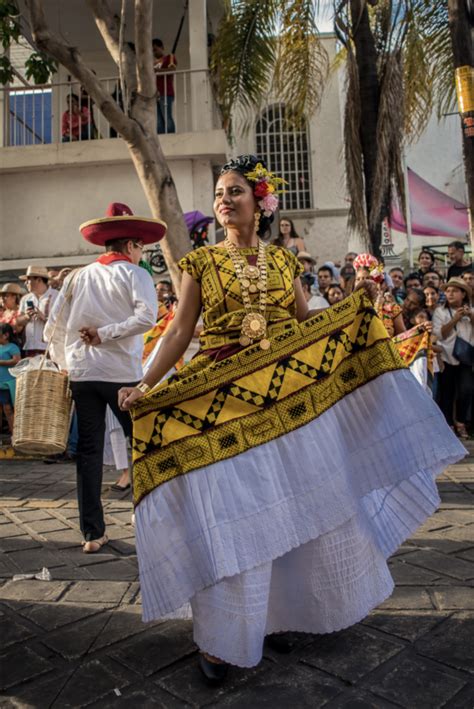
[1,69,221,147]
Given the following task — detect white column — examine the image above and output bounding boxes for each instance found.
[188,0,212,132]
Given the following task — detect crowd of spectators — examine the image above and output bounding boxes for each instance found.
[0,235,472,443]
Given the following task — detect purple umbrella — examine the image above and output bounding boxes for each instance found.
[184,210,214,233]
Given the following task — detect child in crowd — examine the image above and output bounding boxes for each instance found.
[0,324,21,437]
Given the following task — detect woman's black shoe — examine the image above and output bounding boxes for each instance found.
[265,633,294,653]
[198,654,229,685]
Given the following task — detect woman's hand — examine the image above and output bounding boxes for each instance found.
[354,279,378,303]
[118,386,144,411]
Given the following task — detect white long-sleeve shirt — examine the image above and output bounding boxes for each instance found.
[44,260,158,382]
[432,304,473,366]
[19,287,59,351]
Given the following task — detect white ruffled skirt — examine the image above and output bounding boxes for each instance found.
[135,369,465,667]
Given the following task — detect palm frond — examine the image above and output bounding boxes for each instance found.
[344,48,368,237]
[210,0,279,137]
[273,0,329,126]
[370,50,404,229]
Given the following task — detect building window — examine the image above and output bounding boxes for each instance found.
[255,104,312,211]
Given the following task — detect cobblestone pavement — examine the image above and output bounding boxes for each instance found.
[1,443,473,709]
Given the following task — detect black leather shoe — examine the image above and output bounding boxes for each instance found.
[198,654,229,685]
[265,633,294,653]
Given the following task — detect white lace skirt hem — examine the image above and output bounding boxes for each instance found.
[136,370,464,627]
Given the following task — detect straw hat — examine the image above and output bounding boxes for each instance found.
[441,277,472,302]
[297,251,317,265]
[80,202,167,247]
[19,266,50,281]
[0,282,25,296]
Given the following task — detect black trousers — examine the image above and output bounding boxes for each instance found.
[70,380,137,541]
[438,363,473,426]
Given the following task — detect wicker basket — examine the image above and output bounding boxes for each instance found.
[12,368,72,455]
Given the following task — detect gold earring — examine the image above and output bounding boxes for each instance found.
[254,212,261,231]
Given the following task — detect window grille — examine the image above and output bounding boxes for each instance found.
[255,104,312,210]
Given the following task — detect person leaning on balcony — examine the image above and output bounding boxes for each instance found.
[61,93,93,142]
[152,37,177,134]
[16,266,58,357]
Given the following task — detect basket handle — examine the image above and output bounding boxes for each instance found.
[35,269,81,381]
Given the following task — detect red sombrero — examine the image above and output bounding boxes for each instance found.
[80,203,167,246]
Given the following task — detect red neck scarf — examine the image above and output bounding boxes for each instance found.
[96,252,132,265]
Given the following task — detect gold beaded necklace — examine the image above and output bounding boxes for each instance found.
[224,236,271,350]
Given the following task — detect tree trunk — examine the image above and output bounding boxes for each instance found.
[350,0,382,256]
[25,0,191,292]
[448,0,474,242]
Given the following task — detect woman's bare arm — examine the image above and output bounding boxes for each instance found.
[119,273,201,410]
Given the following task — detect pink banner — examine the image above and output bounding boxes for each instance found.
[391,168,469,238]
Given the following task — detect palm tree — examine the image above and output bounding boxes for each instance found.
[211,0,456,256]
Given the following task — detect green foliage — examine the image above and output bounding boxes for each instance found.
[0,1,20,50]
[0,53,13,83]
[0,1,57,85]
[25,52,57,84]
[211,0,328,137]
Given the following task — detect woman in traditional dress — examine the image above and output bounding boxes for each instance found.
[354,255,405,338]
[119,155,465,683]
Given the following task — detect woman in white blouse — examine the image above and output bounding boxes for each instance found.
[432,278,474,439]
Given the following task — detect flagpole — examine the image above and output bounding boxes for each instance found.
[402,152,414,269]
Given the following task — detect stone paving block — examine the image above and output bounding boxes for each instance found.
[0,524,27,538]
[85,560,138,582]
[0,645,53,690]
[388,560,442,586]
[106,538,136,556]
[51,658,135,708]
[55,547,120,567]
[2,669,75,709]
[46,566,94,581]
[431,586,474,610]
[401,549,474,582]
[0,536,42,552]
[103,525,135,541]
[23,500,66,509]
[442,682,474,709]
[0,614,36,647]
[434,509,474,526]
[6,547,68,572]
[369,654,466,709]
[42,609,113,659]
[19,601,111,631]
[362,610,449,642]
[110,621,195,677]
[300,627,403,683]
[39,529,82,548]
[457,548,474,563]
[0,556,21,579]
[9,509,52,522]
[208,663,341,708]
[62,580,130,604]
[26,518,71,534]
[87,684,191,708]
[415,612,474,673]
[406,535,472,555]
[0,579,69,603]
[325,692,401,708]
[0,500,26,508]
[156,657,272,708]
[90,605,160,651]
[378,586,434,610]
[435,526,474,544]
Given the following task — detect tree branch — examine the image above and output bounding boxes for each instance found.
[25,0,138,142]
[134,0,155,99]
[86,0,137,95]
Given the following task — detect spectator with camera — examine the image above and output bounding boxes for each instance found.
[16,266,58,357]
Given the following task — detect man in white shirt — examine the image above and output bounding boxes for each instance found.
[17,266,59,356]
[46,203,166,553]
